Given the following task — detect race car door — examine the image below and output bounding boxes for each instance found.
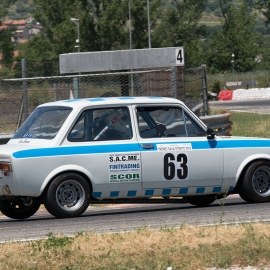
[63,105,142,198]
[134,105,224,190]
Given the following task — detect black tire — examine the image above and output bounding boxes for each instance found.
[239,161,270,203]
[0,199,40,220]
[187,196,216,207]
[44,173,91,218]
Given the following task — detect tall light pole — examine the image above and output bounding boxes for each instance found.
[231,53,235,86]
[147,0,151,48]
[129,0,134,96]
[129,0,132,50]
[70,18,80,99]
[71,18,80,52]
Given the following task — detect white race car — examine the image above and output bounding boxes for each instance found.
[0,96,269,219]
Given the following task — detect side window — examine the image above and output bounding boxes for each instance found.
[184,113,205,137]
[68,107,132,142]
[136,106,205,138]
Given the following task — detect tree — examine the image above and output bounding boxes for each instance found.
[0,0,16,68]
[20,0,162,63]
[129,0,162,49]
[151,0,207,68]
[0,29,15,66]
[206,1,258,73]
[256,0,270,25]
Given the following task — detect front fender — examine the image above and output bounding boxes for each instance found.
[40,164,94,195]
[235,154,270,184]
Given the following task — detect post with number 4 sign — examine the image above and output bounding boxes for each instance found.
[171,47,185,99]
[175,47,185,66]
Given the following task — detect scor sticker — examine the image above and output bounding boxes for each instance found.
[109,173,141,183]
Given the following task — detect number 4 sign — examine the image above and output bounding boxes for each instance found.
[175,47,185,66]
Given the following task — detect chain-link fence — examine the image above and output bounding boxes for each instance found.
[0,60,207,134]
[184,65,208,116]
[207,70,270,94]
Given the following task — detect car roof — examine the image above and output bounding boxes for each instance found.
[39,96,184,109]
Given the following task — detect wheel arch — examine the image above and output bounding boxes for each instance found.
[40,165,94,198]
[234,155,270,192]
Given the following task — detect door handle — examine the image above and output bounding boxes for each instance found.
[141,143,154,149]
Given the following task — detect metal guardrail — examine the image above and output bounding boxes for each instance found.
[201,112,232,136]
[0,113,232,145]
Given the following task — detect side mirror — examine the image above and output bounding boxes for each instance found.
[206,128,216,139]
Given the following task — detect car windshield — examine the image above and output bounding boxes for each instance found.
[13,106,72,140]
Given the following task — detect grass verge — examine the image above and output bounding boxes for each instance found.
[210,109,270,138]
[1,223,270,269]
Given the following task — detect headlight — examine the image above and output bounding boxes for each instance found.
[0,162,12,172]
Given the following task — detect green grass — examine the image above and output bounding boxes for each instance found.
[230,111,270,138]
[210,110,270,138]
[1,224,270,269]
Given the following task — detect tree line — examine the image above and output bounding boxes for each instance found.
[1,0,270,76]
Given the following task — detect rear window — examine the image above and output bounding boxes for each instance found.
[13,106,72,140]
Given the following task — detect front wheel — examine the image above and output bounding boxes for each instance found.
[44,173,91,218]
[0,199,40,219]
[239,161,270,203]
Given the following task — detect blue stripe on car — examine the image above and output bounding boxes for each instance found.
[145,190,154,196]
[93,192,102,198]
[87,98,105,102]
[212,187,222,193]
[179,188,188,194]
[110,191,119,197]
[12,140,270,159]
[92,186,227,199]
[162,189,171,195]
[13,143,141,158]
[127,190,137,196]
[196,187,205,194]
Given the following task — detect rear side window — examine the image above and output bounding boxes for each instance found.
[13,106,72,140]
[68,107,132,142]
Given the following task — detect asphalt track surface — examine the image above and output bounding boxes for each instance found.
[209,98,270,114]
[1,195,270,242]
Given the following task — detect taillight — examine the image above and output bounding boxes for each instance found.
[0,162,12,172]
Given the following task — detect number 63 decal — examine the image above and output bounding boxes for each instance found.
[163,153,188,180]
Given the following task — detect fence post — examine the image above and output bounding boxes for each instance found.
[73,77,79,99]
[22,58,28,121]
[170,67,177,99]
[201,64,208,116]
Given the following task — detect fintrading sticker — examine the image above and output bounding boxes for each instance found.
[109,163,140,173]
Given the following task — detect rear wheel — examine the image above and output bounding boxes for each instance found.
[0,199,40,219]
[187,196,216,207]
[239,161,270,203]
[44,173,91,218]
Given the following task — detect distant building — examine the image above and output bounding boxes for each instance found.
[1,19,43,43]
